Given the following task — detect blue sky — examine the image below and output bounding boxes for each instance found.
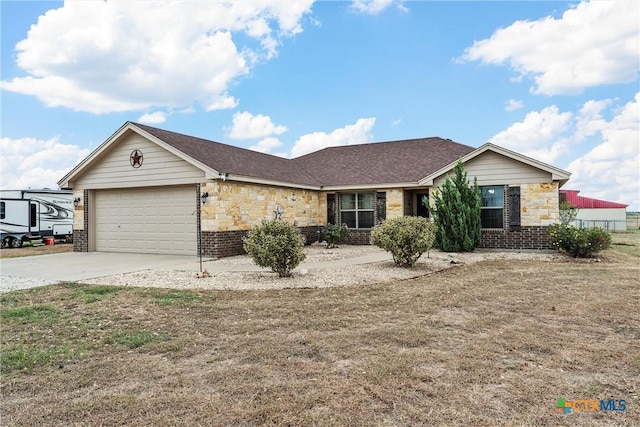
[1,0,638,210]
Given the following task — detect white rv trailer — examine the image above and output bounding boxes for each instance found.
[0,189,73,248]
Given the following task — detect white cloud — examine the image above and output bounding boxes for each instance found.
[138,111,168,124]
[505,99,523,112]
[391,118,402,126]
[489,93,640,211]
[566,93,639,211]
[489,106,573,163]
[351,0,407,14]
[573,99,612,141]
[249,137,284,155]
[0,1,314,114]
[0,137,90,190]
[460,1,640,95]
[228,111,288,139]
[290,117,376,158]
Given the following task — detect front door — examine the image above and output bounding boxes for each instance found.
[416,192,429,218]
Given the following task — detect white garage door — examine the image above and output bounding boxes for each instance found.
[95,186,197,255]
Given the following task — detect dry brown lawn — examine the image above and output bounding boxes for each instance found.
[611,229,640,257]
[0,242,72,259]
[1,248,638,426]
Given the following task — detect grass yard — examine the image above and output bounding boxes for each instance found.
[611,229,640,258]
[0,241,73,259]
[1,249,638,425]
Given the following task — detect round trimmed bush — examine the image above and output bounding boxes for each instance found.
[370,216,436,267]
[243,219,306,277]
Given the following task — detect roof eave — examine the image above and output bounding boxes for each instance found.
[224,174,321,191]
[554,175,570,188]
[321,182,420,191]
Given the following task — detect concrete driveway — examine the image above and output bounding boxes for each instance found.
[0,252,209,284]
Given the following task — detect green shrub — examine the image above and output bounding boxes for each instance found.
[243,219,306,277]
[370,216,436,267]
[548,224,611,258]
[323,224,350,248]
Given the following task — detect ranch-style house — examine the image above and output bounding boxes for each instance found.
[58,122,571,258]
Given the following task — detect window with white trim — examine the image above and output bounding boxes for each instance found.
[481,186,504,228]
[340,192,374,228]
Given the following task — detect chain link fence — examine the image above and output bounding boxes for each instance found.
[627,215,640,230]
[567,215,640,232]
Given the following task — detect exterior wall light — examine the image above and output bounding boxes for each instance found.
[73,197,81,208]
[291,192,296,201]
[201,192,209,205]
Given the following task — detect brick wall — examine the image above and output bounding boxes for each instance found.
[73,229,88,252]
[343,229,371,245]
[201,225,552,255]
[300,225,324,245]
[202,225,324,258]
[481,226,551,250]
[201,230,246,258]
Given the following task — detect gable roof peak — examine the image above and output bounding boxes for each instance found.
[131,122,321,187]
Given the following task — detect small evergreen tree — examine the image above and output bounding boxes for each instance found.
[432,161,481,252]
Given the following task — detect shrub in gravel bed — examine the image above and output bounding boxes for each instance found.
[371,216,436,267]
[243,219,306,277]
[322,224,350,249]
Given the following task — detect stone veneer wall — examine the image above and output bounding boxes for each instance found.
[73,189,89,252]
[71,181,560,255]
[521,182,559,226]
[199,181,324,257]
[386,188,404,219]
[201,181,323,233]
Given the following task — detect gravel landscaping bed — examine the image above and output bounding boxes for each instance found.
[82,245,562,290]
[0,276,60,293]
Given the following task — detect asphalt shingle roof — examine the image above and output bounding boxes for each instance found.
[293,138,475,186]
[134,123,476,188]
[135,123,321,187]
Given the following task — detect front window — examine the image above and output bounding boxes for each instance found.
[340,192,374,228]
[481,186,504,228]
[0,202,4,219]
